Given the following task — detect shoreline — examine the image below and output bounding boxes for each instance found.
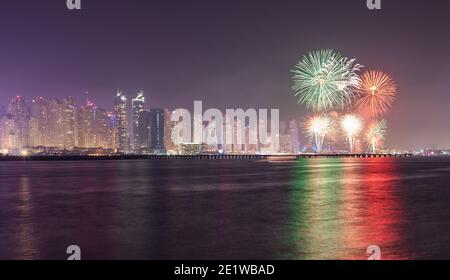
[0,154,414,161]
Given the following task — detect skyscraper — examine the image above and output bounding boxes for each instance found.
[163,109,178,153]
[8,96,28,149]
[114,92,128,153]
[95,108,109,149]
[31,97,49,147]
[132,91,145,153]
[148,109,165,153]
[27,116,40,148]
[78,101,96,148]
[105,112,118,150]
[0,113,16,152]
[47,99,65,148]
[62,97,77,150]
[136,110,150,153]
[137,109,165,154]
[289,119,300,154]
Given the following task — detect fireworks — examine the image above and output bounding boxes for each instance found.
[291,50,398,153]
[292,49,362,112]
[366,120,387,153]
[306,115,334,153]
[356,70,397,117]
[340,114,363,153]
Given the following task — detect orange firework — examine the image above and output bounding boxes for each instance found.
[356,70,397,117]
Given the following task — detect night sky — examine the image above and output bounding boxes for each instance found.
[0,0,449,150]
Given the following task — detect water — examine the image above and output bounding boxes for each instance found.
[1,158,450,260]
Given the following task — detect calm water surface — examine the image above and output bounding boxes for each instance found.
[1,158,450,260]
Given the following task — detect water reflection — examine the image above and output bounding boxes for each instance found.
[0,159,431,259]
[288,158,408,259]
[16,176,39,259]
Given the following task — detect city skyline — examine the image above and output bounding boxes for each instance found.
[1,1,450,150]
[2,0,450,265]
[0,89,447,155]
[0,92,297,155]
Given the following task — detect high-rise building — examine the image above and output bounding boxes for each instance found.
[244,125,258,154]
[289,119,300,154]
[137,109,165,154]
[78,101,96,148]
[95,108,109,149]
[279,134,293,154]
[106,112,118,150]
[136,110,150,152]
[193,112,203,144]
[31,97,49,147]
[163,109,175,153]
[148,109,165,153]
[132,91,145,153]
[62,97,77,150]
[114,92,128,153]
[27,116,40,148]
[47,99,65,148]
[8,96,28,149]
[232,118,244,153]
[0,113,16,152]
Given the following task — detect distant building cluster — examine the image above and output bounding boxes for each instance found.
[0,92,306,156]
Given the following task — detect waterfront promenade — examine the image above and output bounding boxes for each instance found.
[0,153,413,161]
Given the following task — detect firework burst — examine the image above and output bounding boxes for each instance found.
[356,70,397,117]
[292,49,362,112]
[366,120,387,153]
[306,115,334,153]
[340,114,363,153]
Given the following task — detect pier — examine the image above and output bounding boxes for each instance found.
[0,153,413,161]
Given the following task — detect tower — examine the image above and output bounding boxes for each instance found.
[114,91,128,153]
[132,91,145,153]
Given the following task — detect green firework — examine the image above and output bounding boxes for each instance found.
[292,49,362,112]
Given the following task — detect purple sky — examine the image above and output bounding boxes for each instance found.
[0,0,450,150]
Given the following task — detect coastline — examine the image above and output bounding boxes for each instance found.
[0,154,414,161]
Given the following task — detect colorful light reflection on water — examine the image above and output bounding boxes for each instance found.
[2,158,450,259]
[288,158,410,259]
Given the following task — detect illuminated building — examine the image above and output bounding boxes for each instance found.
[0,113,17,152]
[137,109,165,154]
[180,143,206,155]
[164,109,178,154]
[193,112,203,144]
[47,98,64,148]
[148,109,165,153]
[27,116,40,147]
[95,108,109,149]
[132,91,145,153]
[8,96,28,149]
[244,125,258,154]
[31,97,49,147]
[114,92,129,153]
[232,117,244,153]
[62,97,76,150]
[289,119,300,154]
[78,101,96,148]
[279,134,293,154]
[106,112,118,150]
